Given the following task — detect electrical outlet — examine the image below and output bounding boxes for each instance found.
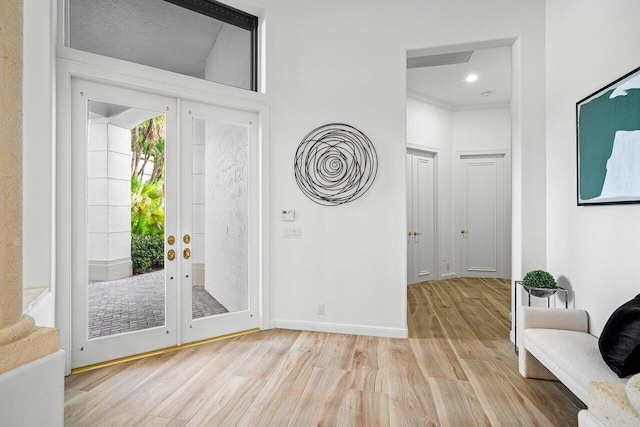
[283,227,302,238]
[317,303,325,315]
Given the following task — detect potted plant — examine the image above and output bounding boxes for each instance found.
[522,269,558,298]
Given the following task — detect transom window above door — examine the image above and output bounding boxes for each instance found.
[66,0,258,91]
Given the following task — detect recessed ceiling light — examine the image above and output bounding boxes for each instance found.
[481,91,493,97]
[465,74,478,83]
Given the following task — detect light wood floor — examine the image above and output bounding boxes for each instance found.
[64,278,585,426]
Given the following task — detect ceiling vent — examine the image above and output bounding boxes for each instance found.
[407,51,473,69]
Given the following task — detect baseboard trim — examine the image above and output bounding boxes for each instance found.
[440,273,456,279]
[272,320,408,339]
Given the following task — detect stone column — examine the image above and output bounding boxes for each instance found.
[0,0,58,375]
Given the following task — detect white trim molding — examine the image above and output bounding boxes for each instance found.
[407,143,439,154]
[272,320,408,339]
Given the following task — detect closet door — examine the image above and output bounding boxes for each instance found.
[407,151,435,285]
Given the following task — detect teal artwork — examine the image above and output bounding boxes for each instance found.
[578,66,640,205]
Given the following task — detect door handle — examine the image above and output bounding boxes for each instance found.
[408,231,414,236]
[167,249,176,261]
[414,231,422,236]
[183,234,191,244]
[183,248,191,259]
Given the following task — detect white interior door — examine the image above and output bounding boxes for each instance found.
[70,79,178,368]
[407,151,436,285]
[180,100,259,343]
[458,154,505,278]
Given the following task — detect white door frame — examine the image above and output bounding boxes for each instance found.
[455,149,511,280]
[406,144,439,283]
[56,59,270,374]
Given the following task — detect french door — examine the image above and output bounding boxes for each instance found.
[70,80,259,368]
[179,100,259,343]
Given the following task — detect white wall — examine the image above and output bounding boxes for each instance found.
[35,0,546,340]
[546,0,640,336]
[205,23,252,91]
[406,97,454,279]
[452,108,511,151]
[407,98,511,280]
[264,0,545,337]
[87,122,132,281]
[23,0,55,326]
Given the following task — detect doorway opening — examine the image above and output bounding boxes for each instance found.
[406,43,513,283]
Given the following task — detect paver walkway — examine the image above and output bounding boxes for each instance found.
[87,270,228,339]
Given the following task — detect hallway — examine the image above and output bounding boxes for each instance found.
[65,278,585,425]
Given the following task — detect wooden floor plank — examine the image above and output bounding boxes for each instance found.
[384,337,439,426]
[135,415,187,427]
[71,345,226,426]
[150,335,263,421]
[461,358,554,427]
[236,349,315,426]
[347,334,388,392]
[410,338,467,381]
[64,278,585,426]
[233,328,300,380]
[339,390,390,427]
[185,376,266,427]
[287,366,350,427]
[429,377,491,427]
[311,332,358,370]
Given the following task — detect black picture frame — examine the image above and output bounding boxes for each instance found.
[576,65,640,206]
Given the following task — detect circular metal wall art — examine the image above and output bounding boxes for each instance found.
[294,123,378,206]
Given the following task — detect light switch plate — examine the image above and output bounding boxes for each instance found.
[283,227,302,238]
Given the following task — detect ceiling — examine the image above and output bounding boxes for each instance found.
[69,0,226,78]
[407,46,511,110]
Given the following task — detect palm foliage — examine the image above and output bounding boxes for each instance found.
[131,175,165,236]
[130,116,166,274]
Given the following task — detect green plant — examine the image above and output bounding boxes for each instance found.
[522,270,557,289]
[131,175,165,236]
[131,234,164,274]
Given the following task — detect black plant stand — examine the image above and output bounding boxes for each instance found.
[513,281,569,353]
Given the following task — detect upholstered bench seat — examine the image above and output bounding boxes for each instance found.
[523,328,626,403]
[518,307,639,426]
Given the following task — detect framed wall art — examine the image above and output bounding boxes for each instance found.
[577,65,640,205]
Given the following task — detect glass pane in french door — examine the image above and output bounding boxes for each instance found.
[86,100,167,339]
[191,117,249,320]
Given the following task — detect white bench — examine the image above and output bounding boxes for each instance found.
[518,307,640,426]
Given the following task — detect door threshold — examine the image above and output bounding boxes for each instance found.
[71,328,260,375]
